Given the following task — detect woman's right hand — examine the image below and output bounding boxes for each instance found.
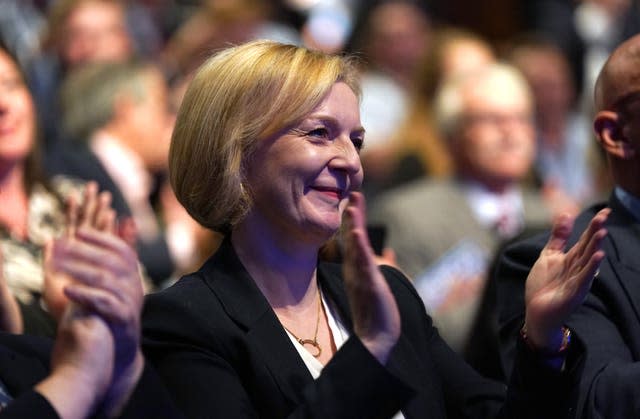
[342,192,400,364]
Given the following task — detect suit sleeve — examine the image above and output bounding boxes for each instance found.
[0,390,60,419]
[116,362,185,419]
[382,264,582,419]
[494,233,549,377]
[142,289,414,419]
[553,254,640,419]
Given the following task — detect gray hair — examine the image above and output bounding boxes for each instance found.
[60,60,150,141]
[433,61,532,138]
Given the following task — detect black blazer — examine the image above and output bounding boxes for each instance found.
[496,193,640,418]
[142,238,582,419]
[0,332,182,419]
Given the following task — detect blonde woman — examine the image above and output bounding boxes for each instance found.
[142,40,608,418]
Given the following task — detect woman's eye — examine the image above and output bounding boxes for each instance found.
[307,127,329,138]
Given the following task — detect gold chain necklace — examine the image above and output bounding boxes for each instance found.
[282,291,323,358]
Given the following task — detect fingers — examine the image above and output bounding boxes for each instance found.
[543,213,574,252]
[52,238,129,278]
[65,193,80,238]
[343,192,374,256]
[94,192,116,233]
[57,227,135,265]
[55,256,128,300]
[78,182,99,228]
[63,284,132,325]
[570,208,611,261]
[564,208,609,292]
[66,182,118,237]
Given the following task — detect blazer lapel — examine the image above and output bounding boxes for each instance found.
[200,239,314,406]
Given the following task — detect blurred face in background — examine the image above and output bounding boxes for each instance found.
[60,0,132,68]
[367,2,431,84]
[0,49,35,167]
[453,71,535,191]
[440,39,495,81]
[125,67,173,172]
[511,47,574,124]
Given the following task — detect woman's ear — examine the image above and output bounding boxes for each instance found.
[594,110,635,159]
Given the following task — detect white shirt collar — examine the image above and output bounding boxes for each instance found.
[90,130,153,202]
[464,180,524,229]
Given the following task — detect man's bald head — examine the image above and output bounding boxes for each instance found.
[594,34,640,111]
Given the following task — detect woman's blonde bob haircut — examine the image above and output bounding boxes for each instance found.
[170,40,362,233]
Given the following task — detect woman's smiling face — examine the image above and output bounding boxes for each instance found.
[244,81,364,244]
[0,49,35,167]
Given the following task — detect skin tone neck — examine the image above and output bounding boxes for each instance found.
[231,212,321,310]
[232,211,340,366]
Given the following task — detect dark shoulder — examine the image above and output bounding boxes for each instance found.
[142,273,227,344]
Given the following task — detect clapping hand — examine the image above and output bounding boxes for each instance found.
[43,181,116,320]
[51,226,144,417]
[342,192,400,364]
[524,208,610,355]
[41,181,145,417]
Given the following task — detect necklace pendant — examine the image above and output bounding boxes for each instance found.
[298,339,322,357]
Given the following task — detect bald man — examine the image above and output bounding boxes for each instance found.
[496,33,640,419]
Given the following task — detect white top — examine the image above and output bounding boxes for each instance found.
[465,181,524,238]
[285,288,405,419]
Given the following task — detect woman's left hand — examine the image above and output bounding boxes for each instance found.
[524,208,610,353]
[342,192,401,364]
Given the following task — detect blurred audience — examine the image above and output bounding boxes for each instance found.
[54,59,202,287]
[28,0,136,151]
[160,0,300,81]
[364,27,496,199]
[370,62,551,352]
[507,34,602,211]
[0,181,180,418]
[0,0,45,71]
[0,38,96,335]
[350,0,432,192]
[522,0,640,110]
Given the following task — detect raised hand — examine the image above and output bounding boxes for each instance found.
[342,192,400,364]
[524,208,610,353]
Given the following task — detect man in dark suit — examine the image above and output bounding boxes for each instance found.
[497,33,640,418]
